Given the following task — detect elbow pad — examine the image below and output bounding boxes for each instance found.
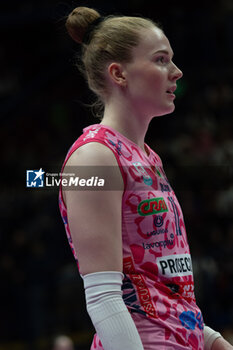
[204,325,222,350]
[82,271,144,350]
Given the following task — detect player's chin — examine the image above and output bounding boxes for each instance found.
[156,103,175,117]
[166,100,176,113]
[167,103,176,114]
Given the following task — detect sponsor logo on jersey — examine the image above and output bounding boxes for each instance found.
[123,257,157,318]
[168,196,182,236]
[154,215,164,227]
[179,310,204,330]
[157,254,193,277]
[160,183,170,192]
[108,139,122,155]
[138,197,168,216]
[122,275,147,317]
[83,127,100,141]
[155,166,162,178]
[132,162,153,186]
[142,238,174,249]
[179,282,195,300]
[146,227,168,237]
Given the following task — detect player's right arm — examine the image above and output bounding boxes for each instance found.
[62,141,144,350]
[62,141,124,276]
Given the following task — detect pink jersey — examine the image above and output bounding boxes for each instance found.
[59,124,204,350]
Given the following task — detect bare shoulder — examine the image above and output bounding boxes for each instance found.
[62,142,124,275]
[65,142,119,167]
[62,142,124,206]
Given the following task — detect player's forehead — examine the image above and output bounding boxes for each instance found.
[132,27,173,58]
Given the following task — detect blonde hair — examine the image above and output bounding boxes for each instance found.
[66,7,159,105]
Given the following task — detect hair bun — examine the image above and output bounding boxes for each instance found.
[65,7,101,44]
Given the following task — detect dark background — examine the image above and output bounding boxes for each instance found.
[1,0,233,349]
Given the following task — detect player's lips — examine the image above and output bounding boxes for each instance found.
[166,85,176,99]
[166,86,177,94]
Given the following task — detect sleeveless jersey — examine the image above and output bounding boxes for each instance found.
[59,124,204,350]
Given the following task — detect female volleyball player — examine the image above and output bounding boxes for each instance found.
[59,6,233,350]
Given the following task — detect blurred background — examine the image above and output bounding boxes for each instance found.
[0,0,233,349]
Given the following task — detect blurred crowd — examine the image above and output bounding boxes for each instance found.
[0,0,232,349]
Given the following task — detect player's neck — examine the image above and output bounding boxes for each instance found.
[101,100,151,153]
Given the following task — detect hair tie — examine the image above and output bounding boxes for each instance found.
[83,17,105,45]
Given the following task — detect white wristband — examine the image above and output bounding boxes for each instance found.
[204,325,222,350]
[82,271,144,350]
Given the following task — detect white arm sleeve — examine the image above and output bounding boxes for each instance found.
[82,271,144,350]
[204,325,222,350]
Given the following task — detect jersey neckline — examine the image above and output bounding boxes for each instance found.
[83,123,153,160]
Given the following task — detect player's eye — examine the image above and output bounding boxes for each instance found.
[156,56,167,64]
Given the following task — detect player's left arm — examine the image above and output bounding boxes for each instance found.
[211,337,233,350]
[204,325,233,350]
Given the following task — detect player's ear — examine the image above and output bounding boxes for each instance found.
[107,63,127,87]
